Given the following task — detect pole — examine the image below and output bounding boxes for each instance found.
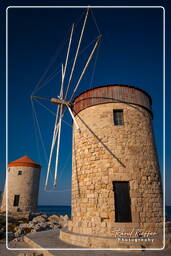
[44,65,64,190]
[64,8,89,100]
[67,105,80,132]
[53,64,64,186]
[70,35,102,102]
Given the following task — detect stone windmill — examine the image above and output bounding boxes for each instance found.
[31,8,163,248]
[1,156,41,213]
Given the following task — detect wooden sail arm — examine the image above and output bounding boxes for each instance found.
[31,95,51,102]
[50,98,70,105]
[31,95,70,106]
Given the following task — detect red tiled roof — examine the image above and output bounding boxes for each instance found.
[8,155,41,168]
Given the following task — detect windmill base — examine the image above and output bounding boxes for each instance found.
[59,228,164,249]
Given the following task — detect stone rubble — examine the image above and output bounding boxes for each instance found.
[0,212,69,240]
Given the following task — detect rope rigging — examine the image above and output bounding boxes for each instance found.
[31,98,49,164]
[33,99,73,128]
[31,23,77,97]
[31,96,73,190]
[31,8,101,98]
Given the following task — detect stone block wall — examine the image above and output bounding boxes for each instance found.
[69,102,163,237]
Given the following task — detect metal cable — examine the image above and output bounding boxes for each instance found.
[31,8,88,97]
[32,38,97,96]
[32,99,73,129]
[31,99,49,164]
[90,8,101,35]
[31,25,74,96]
[33,98,56,116]
[31,99,41,163]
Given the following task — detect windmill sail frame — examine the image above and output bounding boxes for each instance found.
[31,8,102,190]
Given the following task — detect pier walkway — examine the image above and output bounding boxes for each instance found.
[8,230,171,256]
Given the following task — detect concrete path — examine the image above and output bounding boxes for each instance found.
[13,230,171,256]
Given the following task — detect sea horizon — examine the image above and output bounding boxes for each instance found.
[37,205,171,221]
[38,204,71,207]
[38,205,71,217]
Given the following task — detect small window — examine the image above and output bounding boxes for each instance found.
[18,170,22,175]
[113,110,124,126]
[13,195,20,207]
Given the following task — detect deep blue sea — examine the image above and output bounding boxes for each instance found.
[38,205,171,221]
[166,206,171,221]
[38,205,71,217]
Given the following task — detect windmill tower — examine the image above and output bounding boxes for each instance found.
[1,156,41,213]
[30,8,163,248]
[60,85,163,248]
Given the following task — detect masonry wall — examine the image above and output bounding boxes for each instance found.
[1,166,40,212]
[68,101,163,237]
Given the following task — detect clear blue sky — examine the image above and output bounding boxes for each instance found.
[0,0,170,206]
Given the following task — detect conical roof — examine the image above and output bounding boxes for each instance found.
[8,155,41,168]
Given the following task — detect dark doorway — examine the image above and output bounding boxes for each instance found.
[113,181,132,222]
[13,195,20,207]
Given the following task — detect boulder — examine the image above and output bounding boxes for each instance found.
[32,222,50,232]
[48,214,60,223]
[14,225,33,237]
[15,222,34,230]
[41,214,48,219]
[5,213,69,239]
[14,229,22,238]
[32,215,47,224]
[63,215,69,221]
[28,211,42,221]
[8,232,15,239]
[59,215,69,227]
[48,222,61,230]
[52,225,60,230]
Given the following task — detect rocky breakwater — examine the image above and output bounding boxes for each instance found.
[0,213,69,240]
